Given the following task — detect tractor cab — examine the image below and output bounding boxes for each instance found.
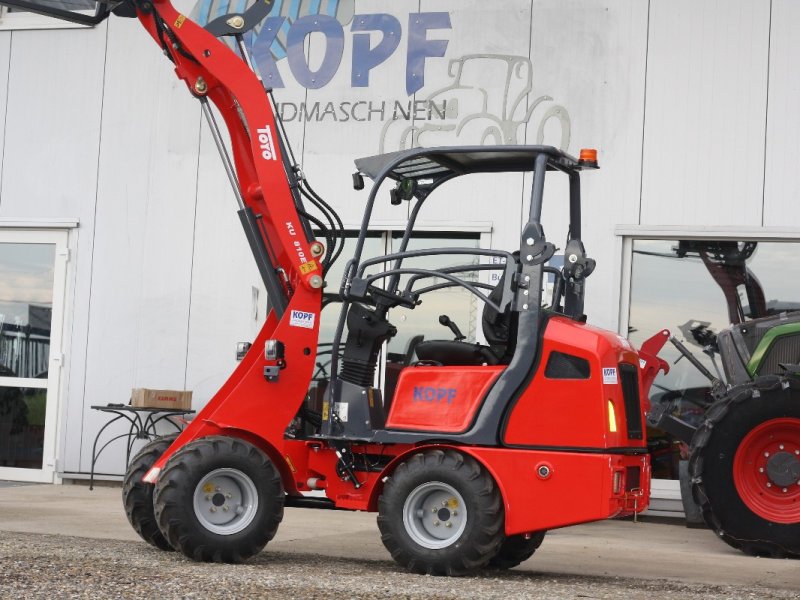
[314,146,602,442]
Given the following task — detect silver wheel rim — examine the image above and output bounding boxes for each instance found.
[192,468,259,535]
[402,481,467,549]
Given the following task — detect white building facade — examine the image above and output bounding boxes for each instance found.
[0,1,797,515]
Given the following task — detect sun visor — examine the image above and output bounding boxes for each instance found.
[0,0,116,26]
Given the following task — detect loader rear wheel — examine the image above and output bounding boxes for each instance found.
[488,531,546,569]
[153,436,284,563]
[377,449,504,576]
[690,376,800,558]
[122,434,178,551]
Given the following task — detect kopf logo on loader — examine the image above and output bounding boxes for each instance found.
[413,386,457,404]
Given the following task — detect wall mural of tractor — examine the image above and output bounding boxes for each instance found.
[379,54,571,153]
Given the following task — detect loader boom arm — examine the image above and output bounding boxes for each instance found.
[132,0,322,308]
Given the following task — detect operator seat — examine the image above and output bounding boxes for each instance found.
[413,264,517,366]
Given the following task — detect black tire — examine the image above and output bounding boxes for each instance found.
[122,434,178,551]
[690,375,800,558]
[153,436,284,563]
[377,449,504,576]
[488,531,546,569]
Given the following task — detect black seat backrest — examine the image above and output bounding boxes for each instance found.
[481,262,518,363]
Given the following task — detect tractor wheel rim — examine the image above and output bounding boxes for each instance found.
[402,481,467,550]
[733,417,800,524]
[192,468,259,535]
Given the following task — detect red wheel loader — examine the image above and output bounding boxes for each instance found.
[1,0,669,574]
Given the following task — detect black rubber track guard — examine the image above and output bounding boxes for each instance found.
[690,375,800,558]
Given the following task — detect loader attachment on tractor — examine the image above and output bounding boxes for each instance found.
[643,239,800,558]
[1,0,674,574]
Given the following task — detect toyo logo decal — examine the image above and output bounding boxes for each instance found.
[413,386,456,404]
[257,126,277,160]
[290,310,315,329]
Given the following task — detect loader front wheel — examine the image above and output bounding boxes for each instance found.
[122,434,178,551]
[153,436,284,563]
[488,531,546,569]
[377,449,504,576]
[690,376,800,558]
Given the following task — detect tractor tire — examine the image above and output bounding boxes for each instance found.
[488,531,546,569]
[122,433,178,551]
[153,435,284,563]
[377,449,504,576]
[690,375,800,558]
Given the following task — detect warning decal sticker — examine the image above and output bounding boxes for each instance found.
[299,260,318,274]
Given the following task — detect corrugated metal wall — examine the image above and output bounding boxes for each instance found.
[0,0,795,476]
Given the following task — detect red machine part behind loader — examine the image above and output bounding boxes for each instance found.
[2,0,670,575]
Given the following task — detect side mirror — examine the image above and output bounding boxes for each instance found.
[0,0,118,26]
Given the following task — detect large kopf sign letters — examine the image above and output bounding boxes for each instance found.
[252,12,451,93]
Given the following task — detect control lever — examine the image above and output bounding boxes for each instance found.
[439,315,465,341]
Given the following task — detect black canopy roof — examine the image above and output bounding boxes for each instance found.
[354,145,587,183]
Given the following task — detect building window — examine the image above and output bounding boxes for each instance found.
[626,237,800,480]
[0,226,71,483]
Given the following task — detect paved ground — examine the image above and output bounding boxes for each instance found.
[1,482,798,599]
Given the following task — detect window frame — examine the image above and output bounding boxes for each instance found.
[616,226,800,342]
[615,225,800,509]
[0,226,71,484]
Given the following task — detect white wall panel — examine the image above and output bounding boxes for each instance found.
[1,1,789,478]
[77,15,201,473]
[183,116,268,407]
[298,0,421,228]
[0,25,108,474]
[641,0,770,227]
[763,0,800,227]
[418,0,532,253]
[0,20,107,308]
[0,26,106,218]
[531,0,648,331]
[0,32,10,186]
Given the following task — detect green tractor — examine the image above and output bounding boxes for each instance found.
[647,241,800,558]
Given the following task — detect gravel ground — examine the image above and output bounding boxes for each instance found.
[0,531,794,600]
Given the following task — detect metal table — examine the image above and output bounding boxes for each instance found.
[89,404,194,489]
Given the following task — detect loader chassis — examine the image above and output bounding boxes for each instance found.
[1,0,667,574]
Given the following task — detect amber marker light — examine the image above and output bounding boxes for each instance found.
[579,148,598,165]
[607,399,618,433]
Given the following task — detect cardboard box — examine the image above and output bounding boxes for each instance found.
[131,388,192,410]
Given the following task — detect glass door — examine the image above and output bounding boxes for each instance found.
[0,229,68,483]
